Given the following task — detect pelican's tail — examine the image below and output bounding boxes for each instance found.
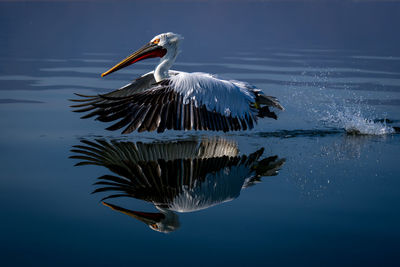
[254,94,284,120]
[254,156,286,177]
[257,94,285,110]
[257,106,277,120]
[243,155,286,188]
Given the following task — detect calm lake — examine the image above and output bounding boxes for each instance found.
[1,1,400,266]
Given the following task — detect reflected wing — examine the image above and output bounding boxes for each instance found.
[70,138,238,165]
[70,139,260,206]
[71,77,256,134]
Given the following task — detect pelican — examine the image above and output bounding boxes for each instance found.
[71,32,284,133]
[71,138,286,233]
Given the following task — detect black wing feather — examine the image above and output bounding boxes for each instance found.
[71,74,258,133]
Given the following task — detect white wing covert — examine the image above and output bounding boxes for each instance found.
[72,72,261,133]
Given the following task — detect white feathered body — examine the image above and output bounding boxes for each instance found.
[168,71,257,118]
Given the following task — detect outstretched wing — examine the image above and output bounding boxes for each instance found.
[71,73,258,133]
[73,72,156,99]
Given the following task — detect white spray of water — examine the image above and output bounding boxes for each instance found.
[320,102,395,135]
[286,71,395,135]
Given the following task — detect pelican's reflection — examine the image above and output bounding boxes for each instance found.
[71,137,285,233]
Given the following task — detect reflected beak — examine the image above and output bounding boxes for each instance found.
[101,43,167,77]
[102,201,165,225]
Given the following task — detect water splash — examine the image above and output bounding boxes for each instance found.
[282,66,398,136]
[319,100,395,135]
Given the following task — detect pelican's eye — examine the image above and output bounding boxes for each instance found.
[153,38,160,45]
[151,223,159,229]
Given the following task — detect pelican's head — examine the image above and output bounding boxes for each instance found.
[101,32,183,77]
[102,202,180,233]
[150,32,182,54]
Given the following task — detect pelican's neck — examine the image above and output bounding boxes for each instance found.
[154,49,178,82]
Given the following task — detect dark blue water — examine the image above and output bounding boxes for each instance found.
[1,1,400,266]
